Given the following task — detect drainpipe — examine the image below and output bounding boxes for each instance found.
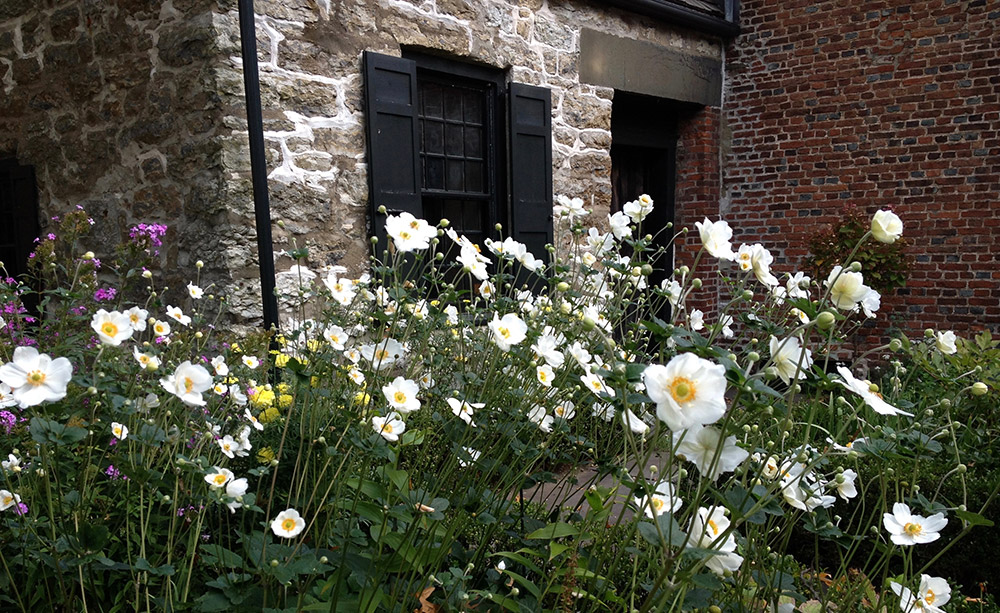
[237,0,280,335]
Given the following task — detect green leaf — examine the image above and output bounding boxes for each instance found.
[956,509,995,527]
[383,467,408,492]
[525,522,579,540]
[200,544,244,568]
[195,592,233,612]
[549,542,572,561]
[400,429,424,446]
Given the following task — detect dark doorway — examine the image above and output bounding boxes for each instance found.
[0,159,39,282]
[0,158,40,318]
[611,91,695,288]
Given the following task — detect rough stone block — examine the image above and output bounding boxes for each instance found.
[50,6,81,42]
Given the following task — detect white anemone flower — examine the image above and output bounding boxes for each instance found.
[159,361,213,407]
[580,371,615,398]
[621,407,650,436]
[552,400,576,420]
[890,575,950,613]
[527,406,554,433]
[270,508,306,538]
[359,338,407,369]
[166,305,191,326]
[0,490,22,511]
[834,365,912,416]
[323,325,350,351]
[204,466,234,489]
[688,506,743,576]
[488,313,527,352]
[736,244,779,286]
[91,309,134,346]
[245,408,264,431]
[2,454,20,473]
[673,425,749,481]
[110,422,129,441]
[688,309,705,331]
[458,447,481,468]
[635,481,682,519]
[125,307,148,332]
[218,435,240,459]
[871,209,904,244]
[622,194,654,223]
[211,356,229,376]
[935,330,958,355]
[769,335,813,385]
[536,365,555,387]
[225,478,249,513]
[883,502,947,546]
[608,211,631,239]
[372,412,405,442]
[694,218,736,260]
[832,468,859,500]
[382,377,421,414]
[554,194,588,219]
[825,266,872,311]
[447,398,482,427]
[151,319,171,337]
[385,212,436,252]
[133,347,160,371]
[0,383,17,408]
[323,270,357,306]
[187,283,204,299]
[643,353,728,432]
[0,346,73,408]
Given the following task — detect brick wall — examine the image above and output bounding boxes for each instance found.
[724,0,1000,339]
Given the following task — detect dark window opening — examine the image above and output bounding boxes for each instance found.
[0,158,41,316]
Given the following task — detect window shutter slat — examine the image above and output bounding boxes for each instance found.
[508,83,553,270]
[363,51,421,247]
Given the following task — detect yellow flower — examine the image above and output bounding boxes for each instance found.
[307,339,322,352]
[259,407,281,424]
[274,353,290,368]
[278,394,293,408]
[256,446,276,464]
[310,376,321,388]
[250,387,276,407]
[352,391,371,406]
[231,343,242,352]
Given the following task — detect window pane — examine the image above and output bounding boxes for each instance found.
[422,83,442,118]
[424,156,444,190]
[423,120,443,154]
[465,161,484,193]
[464,92,483,124]
[444,89,463,121]
[445,124,464,156]
[465,128,482,158]
[446,159,464,191]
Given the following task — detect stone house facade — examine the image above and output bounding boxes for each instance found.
[1,0,996,339]
[0,0,732,322]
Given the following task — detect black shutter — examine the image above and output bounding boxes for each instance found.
[0,160,39,281]
[363,51,422,250]
[508,83,553,275]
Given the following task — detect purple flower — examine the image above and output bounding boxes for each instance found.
[93,287,117,302]
[0,411,17,435]
[105,465,127,480]
[14,503,28,516]
[129,223,168,248]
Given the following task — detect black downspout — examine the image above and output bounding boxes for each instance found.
[237,0,280,335]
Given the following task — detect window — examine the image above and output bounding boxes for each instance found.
[0,159,39,281]
[363,51,553,269]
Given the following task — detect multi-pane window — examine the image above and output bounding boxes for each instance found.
[363,50,553,270]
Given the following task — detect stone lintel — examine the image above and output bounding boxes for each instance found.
[579,28,722,107]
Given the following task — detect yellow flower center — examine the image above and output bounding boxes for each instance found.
[382,422,394,434]
[590,379,602,390]
[101,322,118,337]
[707,518,719,535]
[539,371,548,382]
[925,589,936,604]
[184,377,194,393]
[393,391,407,404]
[669,377,696,404]
[281,518,297,532]
[375,349,390,361]
[27,370,47,387]
[409,220,420,229]
[399,231,411,240]
[498,326,510,339]
[1,494,11,506]
[903,522,923,537]
[651,498,665,512]
[213,474,227,485]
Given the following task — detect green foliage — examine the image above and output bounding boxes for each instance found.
[806,203,911,293]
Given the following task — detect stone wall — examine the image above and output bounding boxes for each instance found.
[214,0,724,318]
[0,0,239,294]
